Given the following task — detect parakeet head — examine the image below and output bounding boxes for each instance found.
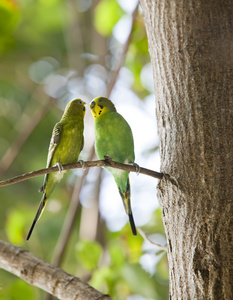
[90,97,117,119]
[63,98,86,118]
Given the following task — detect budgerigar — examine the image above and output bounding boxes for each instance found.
[90,96,137,236]
[27,98,86,240]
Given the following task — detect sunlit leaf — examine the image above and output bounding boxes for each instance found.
[5,210,27,245]
[0,0,20,52]
[94,0,124,36]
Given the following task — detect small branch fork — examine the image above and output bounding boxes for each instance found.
[0,240,111,300]
[0,159,163,188]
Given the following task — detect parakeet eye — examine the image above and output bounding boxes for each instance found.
[78,100,82,105]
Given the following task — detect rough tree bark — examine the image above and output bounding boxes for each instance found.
[140,0,233,299]
[0,241,111,300]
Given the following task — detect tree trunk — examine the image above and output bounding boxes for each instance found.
[140,0,233,299]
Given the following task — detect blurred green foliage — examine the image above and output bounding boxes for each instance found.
[0,0,20,52]
[0,0,168,299]
[94,0,124,36]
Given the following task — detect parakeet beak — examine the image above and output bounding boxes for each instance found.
[90,101,97,118]
[90,101,95,109]
[83,101,86,112]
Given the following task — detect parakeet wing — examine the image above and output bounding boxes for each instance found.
[46,122,62,168]
[95,112,135,164]
[39,122,62,192]
[80,135,84,153]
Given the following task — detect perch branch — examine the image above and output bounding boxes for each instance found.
[0,240,111,300]
[0,159,163,187]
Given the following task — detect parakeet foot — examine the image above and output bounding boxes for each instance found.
[104,155,112,161]
[129,162,140,175]
[79,160,86,170]
[134,163,140,175]
[55,162,63,173]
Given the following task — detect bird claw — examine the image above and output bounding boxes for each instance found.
[55,162,63,173]
[104,155,112,161]
[38,184,45,193]
[79,160,86,170]
[131,163,140,175]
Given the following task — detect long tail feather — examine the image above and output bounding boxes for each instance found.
[26,194,47,240]
[118,176,137,236]
[129,213,137,236]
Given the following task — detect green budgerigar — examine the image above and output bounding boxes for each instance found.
[27,98,86,240]
[90,97,137,236]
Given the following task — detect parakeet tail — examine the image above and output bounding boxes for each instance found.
[119,177,137,236]
[129,213,137,236]
[26,193,48,240]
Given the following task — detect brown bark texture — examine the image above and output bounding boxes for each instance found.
[0,240,111,300]
[140,0,233,299]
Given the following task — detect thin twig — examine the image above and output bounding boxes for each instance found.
[138,228,167,251]
[0,240,111,300]
[106,3,138,98]
[0,96,54,177]
[0,159,163,188]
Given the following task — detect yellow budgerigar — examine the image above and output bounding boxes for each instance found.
[90,97,137,235]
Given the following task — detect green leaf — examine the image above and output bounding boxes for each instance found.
[0,0,19,35]
[0,0,20,52]
[90,266,112,291]
[6,210,28,245]
[94,0,124,36]
[0,279,37,300]
[75,240,102,270]
[109,243,125,267]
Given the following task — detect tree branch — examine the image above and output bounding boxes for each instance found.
[105,3,138,98]
[138,228,167,251]
[0,95,54,177]
[0,240,111,300]
[0,159,163,187]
